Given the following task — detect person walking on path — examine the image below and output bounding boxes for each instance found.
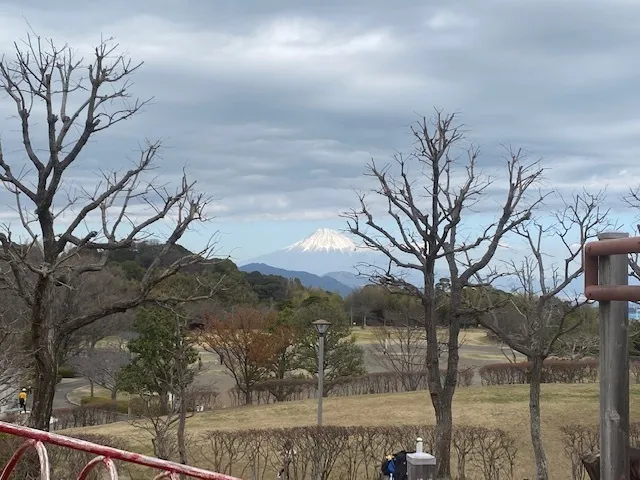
[18,388,27,413]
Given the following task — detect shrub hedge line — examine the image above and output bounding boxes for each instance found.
[560,422,640,480]
[0,432,140,478]
[478,359,598,386]
[81,396,129,413]
[58,366,77,379]
[0,424,517,479]
[1,402,128,431]
[232,368,475,406]
[186,424,516,480]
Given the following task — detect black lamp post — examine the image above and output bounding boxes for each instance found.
[312,319,331,426]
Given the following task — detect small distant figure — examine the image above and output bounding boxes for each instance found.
[18,388,27,413]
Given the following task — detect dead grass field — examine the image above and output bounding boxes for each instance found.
[351,327,493,347]
[461,350,527,362]
[66,382,640,479]
[67,386,130,405]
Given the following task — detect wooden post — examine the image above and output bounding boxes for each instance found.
[598,231,630,479]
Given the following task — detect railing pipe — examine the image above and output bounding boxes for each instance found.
[0,421,242,480]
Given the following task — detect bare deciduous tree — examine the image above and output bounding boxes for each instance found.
[69,347,130,399]
[373,324,427,390]
[470,191,611,480]
[0,34,217,430]
[550,306,599,360]
[0,314,27,411]
[65,310,134,362]
[372,295,453,390]
[201,307,285,405]
[343,111,543,477]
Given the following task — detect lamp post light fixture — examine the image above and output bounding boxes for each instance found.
[312,319,331,427]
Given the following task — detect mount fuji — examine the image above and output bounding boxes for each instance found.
[239,228,381,292]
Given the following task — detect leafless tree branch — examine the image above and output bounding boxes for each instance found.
[341,110,544,477]
[0,33,218,431]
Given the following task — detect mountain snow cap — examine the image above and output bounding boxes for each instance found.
[285,228,362,253]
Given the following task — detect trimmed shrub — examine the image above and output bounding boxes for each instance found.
[191,424,517,480]
[235,368,475,406]
[51,403,124,431]
[478,359,598,386]
[0,431,140,479]
[561,422,640,480]
[80,396,129,414]
[58,366,76,378]
[128,396,168,418]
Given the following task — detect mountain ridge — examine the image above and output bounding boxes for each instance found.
[239,263,354,296]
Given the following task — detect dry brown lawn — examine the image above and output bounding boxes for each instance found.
[351,326,492,346]
[65,382,640,479]
[461,350,527,362]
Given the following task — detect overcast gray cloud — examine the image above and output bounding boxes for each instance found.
[0,0,639,224]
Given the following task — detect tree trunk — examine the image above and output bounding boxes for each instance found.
[110,388,117,401]
[89,380,95,398]
[152,437,170,460]
[244,388,253,405]
[177,387,188,465]
[430,280,463,479]
[423,273,455,479]
[29,350,57,431]
[434,397,454,479]
[529,357,548,480]
[159,392,170,415]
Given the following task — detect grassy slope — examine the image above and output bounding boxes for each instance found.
[350,327,493,346]
[66,383,640,479]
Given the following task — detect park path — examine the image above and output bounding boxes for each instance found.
[53,378,88,409]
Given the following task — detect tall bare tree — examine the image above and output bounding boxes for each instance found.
[0,34,216,430]
[469,191,611,480]
[373,324,428,390]
[344,111,543,478]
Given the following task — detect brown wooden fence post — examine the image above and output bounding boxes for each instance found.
[597,231,630,480]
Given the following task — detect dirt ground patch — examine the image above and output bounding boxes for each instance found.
[66,383,639,479]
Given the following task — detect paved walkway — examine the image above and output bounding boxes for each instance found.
[53,378,88,409]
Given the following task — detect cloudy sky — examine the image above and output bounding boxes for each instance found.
[0,0,639,265]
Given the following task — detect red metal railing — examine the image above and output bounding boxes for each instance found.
[0,421,242,479]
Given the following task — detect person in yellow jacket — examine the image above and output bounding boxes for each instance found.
[18,388,27,413]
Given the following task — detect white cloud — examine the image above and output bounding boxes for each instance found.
[0,0,639,233]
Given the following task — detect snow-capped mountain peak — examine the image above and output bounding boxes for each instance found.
[285,228,360,253]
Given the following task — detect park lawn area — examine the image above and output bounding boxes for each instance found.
[68,386,131,405]
[461,350,527,362]
[64,383,640,479]
[351,326,493,346]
